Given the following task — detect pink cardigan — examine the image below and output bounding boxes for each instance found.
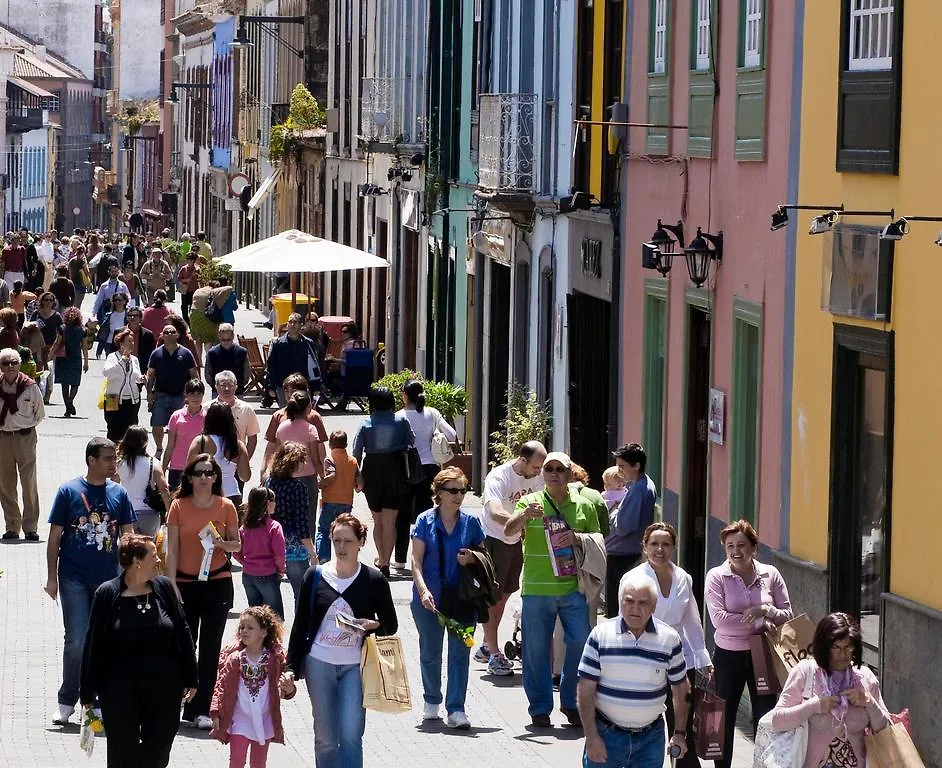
[210,642,287,745]
[770,659,889,768]
[705,560,792,651]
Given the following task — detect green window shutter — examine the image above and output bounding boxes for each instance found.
[730,299,762,524]
[735,0,767,160]
[688,0,716,158]
[647,0,671,154]
[642,278,669,493]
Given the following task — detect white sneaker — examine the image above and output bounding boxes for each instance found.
[422,702,441,721]
[487,653,514,676]
[446,711,471,730]
[195,715,213,730]
[53,704,74,725]
[472,643,491,663]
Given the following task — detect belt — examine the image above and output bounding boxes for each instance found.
[0,427,35,436]
[596,712,662,734]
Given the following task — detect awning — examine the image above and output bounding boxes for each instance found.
[219,229,390,274]
[9,76,54,99]
[142,208,164,219]
[246,167,282,221]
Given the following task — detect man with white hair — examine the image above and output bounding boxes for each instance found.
[577,572,690,767]
[212,369,259,460]
[0,348,45,540]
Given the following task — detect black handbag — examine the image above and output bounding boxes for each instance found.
[143,458,166,514]
[404,446,425,486]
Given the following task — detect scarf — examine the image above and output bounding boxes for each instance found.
[819,665,860,722]
[0,372,34,426]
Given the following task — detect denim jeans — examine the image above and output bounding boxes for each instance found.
[316,502,352,562]
[242,572,286,620]
[286,559,310,605]
[584,716,665,768]
[58,577,101,707]
[304,655,365,768]
[411,600,472,715]
[521,591,590,716]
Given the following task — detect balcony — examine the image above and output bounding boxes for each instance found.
[478,93,536,194]
[360,77,400,143]
[7,107,43,135]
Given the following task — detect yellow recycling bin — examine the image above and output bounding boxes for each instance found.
[271,293,316,329]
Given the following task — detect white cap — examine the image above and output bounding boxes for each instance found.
[542,451,572,470]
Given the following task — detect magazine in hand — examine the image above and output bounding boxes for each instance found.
[543,515,578,577]
[335,611,363,632]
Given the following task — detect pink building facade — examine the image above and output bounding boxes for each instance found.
[620,0,800,594]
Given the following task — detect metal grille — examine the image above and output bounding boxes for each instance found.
[478,93,536,192]
[849,0,894,71]
[361,77,399,142]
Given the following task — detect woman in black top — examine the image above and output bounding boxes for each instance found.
[81,533,197,768]
[283,513,397,768]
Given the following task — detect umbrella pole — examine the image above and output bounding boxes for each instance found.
[290,272,298,312]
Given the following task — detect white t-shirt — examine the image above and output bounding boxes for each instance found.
[310,563,363,665]
[117,456,154,511]
[480,460,545,544]
[397,407,457,465]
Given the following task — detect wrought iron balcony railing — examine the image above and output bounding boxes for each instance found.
[360,77,400,143]
[478,93,536,193]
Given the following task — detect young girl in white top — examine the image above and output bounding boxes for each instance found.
[187,402,251,507]
[115,425,172,536]
[625,522,711,768]
[210,606,295,768]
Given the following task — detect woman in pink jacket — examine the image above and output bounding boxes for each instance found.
[705,519,793,768]
[769,612,888,768]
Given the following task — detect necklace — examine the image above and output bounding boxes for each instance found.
[135,594,152,613]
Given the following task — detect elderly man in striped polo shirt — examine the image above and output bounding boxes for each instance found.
[577,572,690,767]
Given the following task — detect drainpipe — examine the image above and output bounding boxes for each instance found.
[471,244,486,487]
[389,178,401,372]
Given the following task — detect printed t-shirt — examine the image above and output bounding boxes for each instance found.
[48,477,136,585]
[515,489,600,597]
[480,461,545,544]
[167,495,239,581]
[275,417,320,476]
[167,407,206,470]
[310,563,363,665]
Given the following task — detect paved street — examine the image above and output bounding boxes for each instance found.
[0,300,755,768]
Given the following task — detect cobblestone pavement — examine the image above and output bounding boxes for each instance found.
[0,298,755,768]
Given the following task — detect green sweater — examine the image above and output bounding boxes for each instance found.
[516,489,600,596]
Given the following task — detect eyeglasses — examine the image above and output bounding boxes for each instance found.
[439,486,469,495]
[189,469,216,478]
[543,465,568,474]
[0,360,19,367]
[162,329,178,335]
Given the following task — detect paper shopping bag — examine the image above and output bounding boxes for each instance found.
[692,687,726,760]
[865,722,926,768]
[749,634,782,695]
[360,635,412,714]
[765,613,815,687]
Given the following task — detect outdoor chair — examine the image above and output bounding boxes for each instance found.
[239,335,268,396]
[318,347,374,412]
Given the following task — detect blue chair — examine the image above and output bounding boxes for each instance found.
[318,347,373,411]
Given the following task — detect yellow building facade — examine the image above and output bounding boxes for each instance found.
[786,2,942,762]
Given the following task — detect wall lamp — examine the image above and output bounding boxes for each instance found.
[357,183,387,197]
[878,215,942,244]
[642,219,685,277]
[169,82,212,104]
[684,227,723,288]
[230,15,305,58]
[559,191,594,214]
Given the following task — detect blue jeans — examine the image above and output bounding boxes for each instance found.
[317,502,352,562]
[521,591,590,716]
[286,559,310,604]
[411,600,472,714]
[304,655,365,768]
[59,577,100,707]
[584,716,665,768]
[242,572,285,620]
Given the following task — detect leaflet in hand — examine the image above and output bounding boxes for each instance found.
[197,522,220,581]
[335,611,363,632]
[543,516,578,577]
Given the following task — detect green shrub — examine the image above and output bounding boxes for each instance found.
[370,370,468,423]
[489,382,552,465]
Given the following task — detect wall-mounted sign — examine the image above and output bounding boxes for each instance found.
[708,388,725,445]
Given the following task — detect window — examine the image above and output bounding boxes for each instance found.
[642,280,668,492]
[652,0,667,74]
[730,301,762,524]
[743,0,762,68]
[695,0,711,71]
[849,0,894,71]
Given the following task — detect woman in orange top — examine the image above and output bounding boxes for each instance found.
[165,453,241,729]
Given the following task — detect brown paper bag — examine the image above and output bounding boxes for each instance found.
[865,722,926,768]
[765,613,815,687]
[749,634,782,695]
[692,688,726,760]
[360,635,412,714]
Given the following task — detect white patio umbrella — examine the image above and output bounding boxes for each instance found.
[218,229,389,273]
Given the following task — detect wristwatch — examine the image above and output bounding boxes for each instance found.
[673,730,687,738]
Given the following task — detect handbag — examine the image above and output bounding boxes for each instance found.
[753,659,816,768]
[51,332,66,359]
[865,721,925,768]
[403,446,425,485]
[143,458,166,514]
[693,674,726,760]
[765,613,816,687]
[360,634,412,714]
[750,634,783,695]
[204,291,224,323]
[431,429,454,466]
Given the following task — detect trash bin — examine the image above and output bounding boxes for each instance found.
[271,293,317,329]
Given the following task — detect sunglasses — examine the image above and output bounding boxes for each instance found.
[189,469,217,478]
[440,486,469,495]
[0,360,19,367]
[543,465,568,474]
[162,329,178,335]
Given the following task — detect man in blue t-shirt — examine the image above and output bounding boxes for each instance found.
[45,437,135,725]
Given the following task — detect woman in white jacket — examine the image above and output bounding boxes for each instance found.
[102,327,145,442]
[625,522,711,768]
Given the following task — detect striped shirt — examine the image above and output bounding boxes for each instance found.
[578,616,687,728]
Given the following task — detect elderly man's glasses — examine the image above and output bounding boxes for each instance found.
[0,360,19,367]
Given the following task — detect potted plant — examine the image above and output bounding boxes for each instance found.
[489,382,552,466]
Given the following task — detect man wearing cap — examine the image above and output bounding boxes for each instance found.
[139,246,173,305]
[505,450,601,729]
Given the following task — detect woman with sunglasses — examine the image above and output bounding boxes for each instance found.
[410,466,485,729]
[102,328,146,441]
[165,453,241,730]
